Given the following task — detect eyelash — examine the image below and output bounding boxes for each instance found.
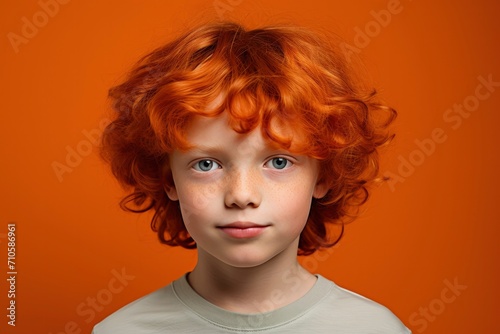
[191,157,293,172]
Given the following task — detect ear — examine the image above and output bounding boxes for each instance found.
[165,185,179,201]
[313,180,328,199]
[162,160,179,201]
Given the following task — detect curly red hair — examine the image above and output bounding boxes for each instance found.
[100,22,396,255]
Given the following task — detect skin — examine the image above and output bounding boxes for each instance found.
[166,113,327,313]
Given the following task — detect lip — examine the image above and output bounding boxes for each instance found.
[217,222,269,239]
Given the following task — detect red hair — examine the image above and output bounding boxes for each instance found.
[101,22,396,255]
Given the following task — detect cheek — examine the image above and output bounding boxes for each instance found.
[270,183,314,229]
[170,163,221,206]
[176,184,220,225]
[288,195,313,223]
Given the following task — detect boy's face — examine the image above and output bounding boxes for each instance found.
[166,113,327,268]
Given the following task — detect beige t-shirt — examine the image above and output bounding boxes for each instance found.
[93,274,411,333]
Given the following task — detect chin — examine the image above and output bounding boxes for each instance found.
[221,256,269,269]
[217,249,285,269]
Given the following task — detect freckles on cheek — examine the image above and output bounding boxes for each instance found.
[181,181,221,206]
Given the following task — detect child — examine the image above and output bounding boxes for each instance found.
[94,21,411,333]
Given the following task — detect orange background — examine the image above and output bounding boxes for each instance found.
[1,0,499,333]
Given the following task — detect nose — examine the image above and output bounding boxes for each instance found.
[224,168,262,209]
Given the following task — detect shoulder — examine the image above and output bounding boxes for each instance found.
[312,275,411,333]
[92,278,187,334]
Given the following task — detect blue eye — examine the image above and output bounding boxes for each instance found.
[267,157,291,170]
[193,159,220,172]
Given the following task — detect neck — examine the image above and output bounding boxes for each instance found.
[187,246,317,313]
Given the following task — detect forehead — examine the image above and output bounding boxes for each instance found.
[181,112,305,154]
[184,113,233,142]
[183,113,267,152]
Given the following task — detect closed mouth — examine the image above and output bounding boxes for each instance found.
[217,222,269,239]
[218,221,267,229]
